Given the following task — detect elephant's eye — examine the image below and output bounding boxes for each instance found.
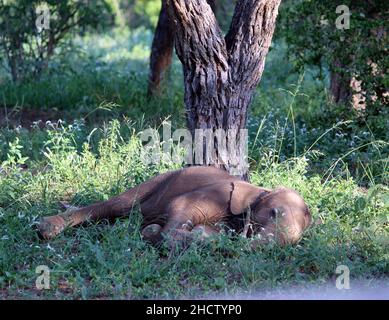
[270,208,279,219]
[271,208,285,219]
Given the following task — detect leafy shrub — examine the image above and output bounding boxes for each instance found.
[116,0,161,29]
[0,0,114,82]
[278,0,388,115]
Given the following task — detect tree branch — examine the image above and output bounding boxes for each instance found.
[148,0,175,96]
[166,0,229,130]
[225,0,281,91]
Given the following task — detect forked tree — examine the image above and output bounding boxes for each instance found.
[155,0,282,179]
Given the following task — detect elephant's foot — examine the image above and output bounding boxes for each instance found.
[191,225,220,240]
[37,215,67,240]
[141,222,221,252]
[164,229,194,252]
[141,224,163,244]
[165,224,220,252]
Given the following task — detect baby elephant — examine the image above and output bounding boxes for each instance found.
[37,166,312,248]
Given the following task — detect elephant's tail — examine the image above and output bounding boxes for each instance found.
[37,170,176,240]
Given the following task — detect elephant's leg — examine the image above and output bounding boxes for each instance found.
[162,224,221,252]
[191,224,220,240]
[162,190,226,230]
[37,170,178,240]
[141,220,221,251]
[38,192,144,240]
[140,219,193,247]
[153,192,225,250]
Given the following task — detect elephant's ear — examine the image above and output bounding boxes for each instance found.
[230,181,267,215]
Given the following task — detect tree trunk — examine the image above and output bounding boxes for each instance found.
[167,0,281,180]
[330,60,351,104]
[330,22,388,112]
[148,0,175,96]
[148,0,218,96]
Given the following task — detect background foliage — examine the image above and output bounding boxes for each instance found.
[278,0,388,118]
[0,0,114,82]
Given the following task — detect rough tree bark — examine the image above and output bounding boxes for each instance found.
[330,60,351,105]
[166,0,281,179]
[148,0,175,96]
[148,0,218,96]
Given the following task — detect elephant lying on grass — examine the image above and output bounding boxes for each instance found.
[37,166,312,249]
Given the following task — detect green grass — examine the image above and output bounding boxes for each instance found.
[0,28,388,299]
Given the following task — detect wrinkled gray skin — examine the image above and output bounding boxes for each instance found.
[37,167,312,249]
